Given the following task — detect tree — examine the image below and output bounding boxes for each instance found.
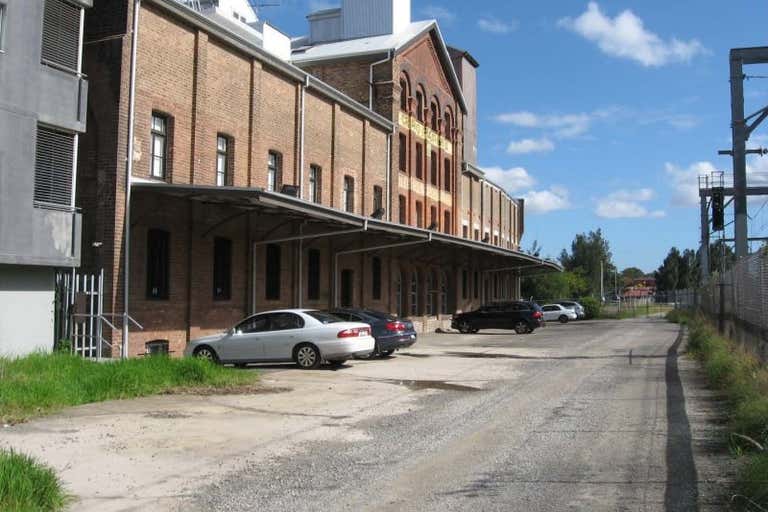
[654,247,681,292]
[620,267,645,287]
[559,229,615,297]
[707,240,736,275]
[521,271,589,301]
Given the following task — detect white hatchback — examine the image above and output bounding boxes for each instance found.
[541,304,578,324]
[184,309,375,369]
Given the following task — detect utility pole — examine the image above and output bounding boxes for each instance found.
[599,260,604,302]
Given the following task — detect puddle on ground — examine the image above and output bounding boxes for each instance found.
[145,411,190,419]
[373,378,482,392]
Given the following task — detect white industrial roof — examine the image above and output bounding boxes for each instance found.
[291,19,467,114]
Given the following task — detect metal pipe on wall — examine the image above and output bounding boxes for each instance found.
[368,51,392,110]
[122,0,141,358]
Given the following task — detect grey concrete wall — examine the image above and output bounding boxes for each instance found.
[0,264,55,357]
[0,0,88,268]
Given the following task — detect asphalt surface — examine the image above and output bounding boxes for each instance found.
[190,318,730,512]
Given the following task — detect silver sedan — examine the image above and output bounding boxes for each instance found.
[184,309,375,369]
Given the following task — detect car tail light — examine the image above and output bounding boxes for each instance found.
[385,321,406,332]
[532,311,543,319]
[338,327,371,338]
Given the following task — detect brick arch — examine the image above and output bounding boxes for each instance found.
[399,72,411,112]
[414,83,426,122]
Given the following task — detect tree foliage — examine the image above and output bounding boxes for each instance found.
[559,229,615,297]
[654,247,700,291]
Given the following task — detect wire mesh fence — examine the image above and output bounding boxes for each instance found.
[676,248,768,361]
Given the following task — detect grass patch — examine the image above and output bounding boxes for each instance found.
[0,448,68,511]
[0,353,257,424]
[668,312,768,509]
[599,303,673,320]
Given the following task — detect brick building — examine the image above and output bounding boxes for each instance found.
[77,0,558,357]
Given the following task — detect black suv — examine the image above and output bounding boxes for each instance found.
[451,301,544,334]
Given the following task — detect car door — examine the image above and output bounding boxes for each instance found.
[220,314,270,361]
[541,306,556,322]
[511,303,531,325]
[259,312,306,361]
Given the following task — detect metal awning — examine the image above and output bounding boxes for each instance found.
[130,180,562,274]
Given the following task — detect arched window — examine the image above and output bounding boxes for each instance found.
[399,75,410,112]
[440,271,449,315]
[415,86,425,122]
[410,271,420,316]
[430,98,439,131]
[444,110,453,140]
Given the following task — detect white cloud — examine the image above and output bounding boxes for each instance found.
[506,137,555,154]
[558,2,706,67]
[477,18,517,34]
[594,188,665,219]
[483,166,537,193]
[421,5,456,24]
[523,186,571,214]
[664,161,717,207]
[495,111,594,138]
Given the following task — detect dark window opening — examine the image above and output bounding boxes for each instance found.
[398,133,407,172]
[415,201,423,228]
[216,135,231,186]
[415,90,424,122]
[415,143,423,180]
[267,151,282,192]
[399,79,408,111]
[42,0,81,71]
[33,126,74,207]
[399,195,407,224]
[307,249,320,301]
[430,206,437,229]
[343,176,354,212]
[373,185,383,214]
[430,151,438,185]
[265,244,281,300]
[213,237,232,300]
[151,113,168,179]
[443,210,451,234]
[309,164,321,203]
[340,269,354,308]
[473,271,479,299]
[462,269,468,299]
[146,229,170,300]
[443,158,451,191]
[372,257,382,300]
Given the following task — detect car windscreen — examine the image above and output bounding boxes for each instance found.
[306,311,344,324]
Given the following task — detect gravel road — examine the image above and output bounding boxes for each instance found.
[189,318,731,512]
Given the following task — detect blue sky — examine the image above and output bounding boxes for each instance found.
[260,1,768,272]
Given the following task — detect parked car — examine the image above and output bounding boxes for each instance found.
[330,308,417,358]
[184,309,374,369]
[556,300,586,319]
[451,301,544,334]
[541,304,578,323]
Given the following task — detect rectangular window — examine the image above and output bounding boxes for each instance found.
[213,237,232,300]
[265,244,281,300]
[415,201,423,228]
[372,257,382,300]
[0,4,6,51]
[216,135,230,186]
[308,165,321,203]
[150,113,167,179]
[462,269,468,299]
[41,0,81,72]
[146,229,170,300]
[444,158,451,191]
[399,133,407,172]
[373,185,383,214]
[307,249,320,301]
[443,210,451,234]
[267,151,281,192]
[474,229,479,241]
[33,126,74,207]
[462,225,468,238]
[343,176,354,213]
[415,143,423,180]
[430,206,437,229]
[430,151,437,185]
[398,195,407,224]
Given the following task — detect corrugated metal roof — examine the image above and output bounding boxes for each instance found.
[291,20,467,114]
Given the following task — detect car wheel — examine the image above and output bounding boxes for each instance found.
[294,343,321,370]
[470,329,480,334]
[193,345,219,364]
[458,321,473,334]
[380,350,394,357]
[327,359,347,366]
[514,321,530,335]
[558,315,569,324]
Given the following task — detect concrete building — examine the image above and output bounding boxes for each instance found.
[76,0,557,358]
[0,0,90,356]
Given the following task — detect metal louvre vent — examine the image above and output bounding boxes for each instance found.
[34,127,74,207]
[41,0,81,72]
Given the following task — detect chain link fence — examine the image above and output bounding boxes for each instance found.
[677,248,768,362]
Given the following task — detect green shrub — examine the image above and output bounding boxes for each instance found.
[665,309,688,324]
[737,452,768,508]
[0,449,68,512]
[579,296,601,319]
